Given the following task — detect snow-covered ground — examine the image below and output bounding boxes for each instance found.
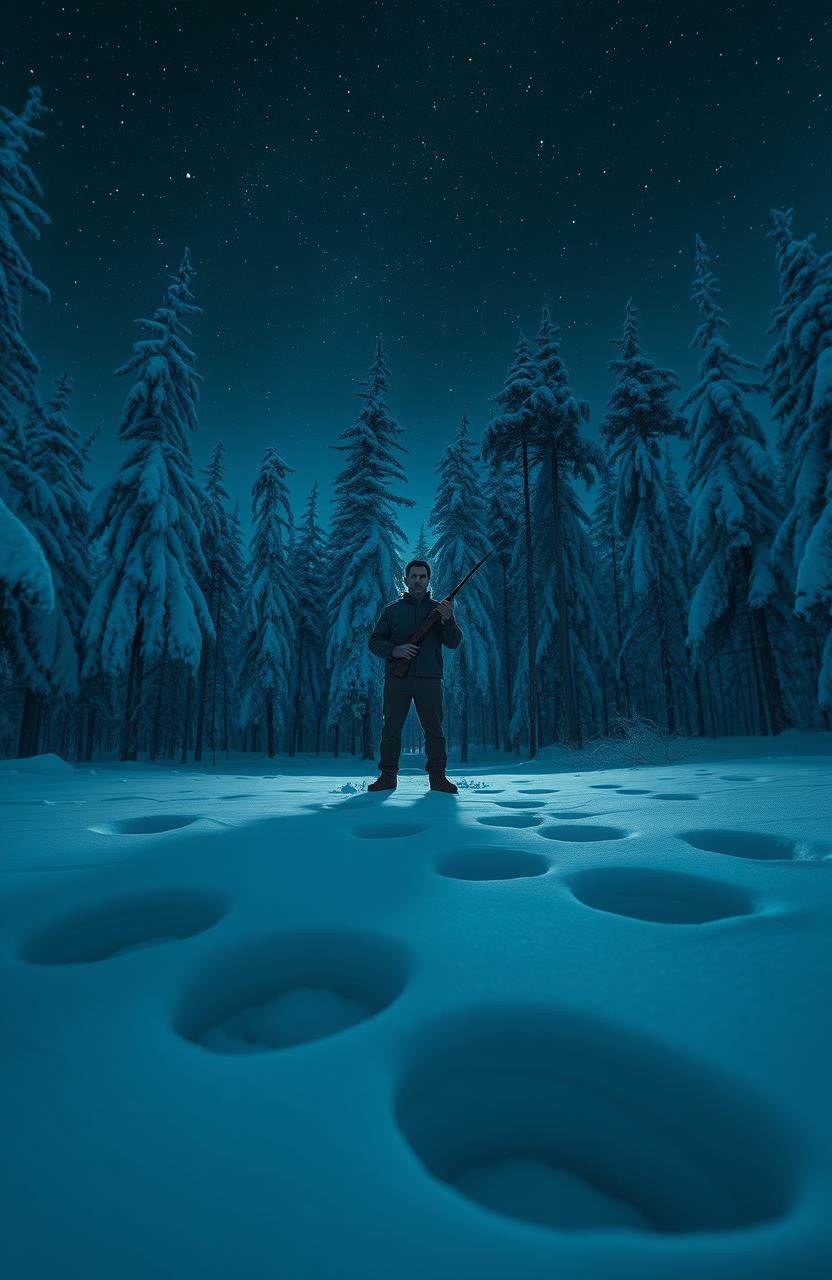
[1,733,831,1279]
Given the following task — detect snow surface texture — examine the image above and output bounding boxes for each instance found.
[1,735,831,1279]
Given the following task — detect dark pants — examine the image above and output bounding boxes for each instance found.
[378,676,447,774]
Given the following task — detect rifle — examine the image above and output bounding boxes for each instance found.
[392,550,493,677]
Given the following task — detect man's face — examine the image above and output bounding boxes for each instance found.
[405,566,429,596]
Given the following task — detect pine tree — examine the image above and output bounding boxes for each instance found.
[482,457,522,751]
[82,249,213,760]
[530,305,601,747]
[218,501,246,753]
[288,480,328,755]
[429,410,497,762]
[28,375,92,696]
[193,441,238,761]
[326,337,414,759]
[237,447,295,757]
[765,209,832,710]
[481,334,542,756]
[589,456,628,724]
[683,234,787,735]
[0,86,61,754]
[412,522,430,561]
[602,299,689,733]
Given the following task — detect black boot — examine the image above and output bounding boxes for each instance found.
[368,771,397,792]
[429,772,458,794]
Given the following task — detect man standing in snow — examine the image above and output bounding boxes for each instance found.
[367,560,462,793]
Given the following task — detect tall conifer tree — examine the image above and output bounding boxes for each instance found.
[237,448,295,757]
[326,337,414,759]
[82,249,212,759]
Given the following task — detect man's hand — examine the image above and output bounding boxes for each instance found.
[436,598,454,622]
[392,643,419,658]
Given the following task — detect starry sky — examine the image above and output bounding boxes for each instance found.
[4,0,830,553]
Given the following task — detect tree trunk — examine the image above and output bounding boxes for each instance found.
[290,632,305,757]
[656,585,676,735]
[460,653,469,763]
[18,689,42,759]
[692,669,707,737]
[609,518,630,714]
[752,606,786,735]
[84,703,97,762]
[150,655,167,761]
[265,693,275,758]
[181,672,193,764]
[210,586,224,763]
[120,622,144,761]
[500,558,513,752]
[361,706,373,760]
[194,635,211,763]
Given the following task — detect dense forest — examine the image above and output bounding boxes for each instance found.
[2,87,830,764]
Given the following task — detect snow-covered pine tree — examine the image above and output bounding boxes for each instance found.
[82,249,213,760]
[26,375,93,747]
[287,480,328,756]
[662,444,708,734]
[530,305,602,748]
[412,522,429,561]
[529,445,608,747]
[193,441,239,762]
[602,299,690,734]
[589,455,628,727]
[237,447,295,757]
[482,456,522,750]
[481,333,542,757]
[682,234,788,735]
[428,410,497,762]
[219,501,246,752]
[0,86,64,754]
[765,208,832,711]
[325,337,414,759]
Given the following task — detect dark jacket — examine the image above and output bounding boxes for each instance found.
[369,591,463,679]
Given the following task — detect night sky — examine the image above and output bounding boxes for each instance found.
[4,1,830,549]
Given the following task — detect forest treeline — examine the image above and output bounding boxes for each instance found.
[1,88,830,764]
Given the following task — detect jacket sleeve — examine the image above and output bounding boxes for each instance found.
[440,616,462,650]
[369,607,396,659]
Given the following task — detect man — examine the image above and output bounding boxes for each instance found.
[367,559,462,793]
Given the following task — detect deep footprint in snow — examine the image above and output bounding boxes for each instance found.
[351,822,428,839]
[679,828,831,862]
[89,814,201,835]
[616,788,650,795]
[538,824,630,843]
[476,814,544,829]
[456,1157,650,1230]
[590,784,619,789]
[178,929,407,1053]
[19,888,228,965]
[653,793,700,801]
[436,848,550,881]
[566,866,754,924]
[494,800,546,809]
[548,810,602,820]
[395,1006,796,1233]
[719,775,756,782]
[516,788,559,794]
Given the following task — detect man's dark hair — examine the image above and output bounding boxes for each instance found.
[404,559,431,579]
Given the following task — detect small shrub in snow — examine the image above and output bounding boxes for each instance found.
[585,715,691,767]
